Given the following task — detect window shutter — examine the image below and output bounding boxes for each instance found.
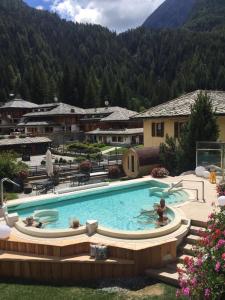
[174,122,178,138]
[152,123,155,137]
[161,123,164,137]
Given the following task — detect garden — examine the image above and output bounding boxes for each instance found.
[0,151,28,200]
[177,205,225,299]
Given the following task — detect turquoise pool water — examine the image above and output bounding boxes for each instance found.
[9,181,186,231]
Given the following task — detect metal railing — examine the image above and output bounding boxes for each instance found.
[169,179,205,202]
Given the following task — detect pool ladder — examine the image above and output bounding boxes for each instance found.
[168,179,205,202]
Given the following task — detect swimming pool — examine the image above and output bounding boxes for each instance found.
[9,180,188,232]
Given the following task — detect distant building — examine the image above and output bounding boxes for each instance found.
[135,90,225,148]
[0,97,143,146]
[18,102,85,145]
[81,106,143,145]
[0,136,51,155]
[0,96,38,134]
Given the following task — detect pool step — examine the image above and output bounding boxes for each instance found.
[185,234,200,245]
[145,265,179,286]
[146,221,206,286]
[190,225,206,236]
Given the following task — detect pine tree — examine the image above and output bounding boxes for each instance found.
[178,91,219,170]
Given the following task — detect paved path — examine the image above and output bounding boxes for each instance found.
[101,147,121,154]
[153,174,218,222]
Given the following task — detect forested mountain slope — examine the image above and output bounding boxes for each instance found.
[1,0,225,111]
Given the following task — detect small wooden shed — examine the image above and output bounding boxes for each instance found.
[122,147,160,178]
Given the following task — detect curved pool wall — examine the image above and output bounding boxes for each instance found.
[8,179,189,239]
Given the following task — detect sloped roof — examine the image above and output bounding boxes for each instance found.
[0,136,52,146]
[24,103,85,117]
[84,106,121,114]
[101,108,137,121]
[0,97,38,109]
[83,106,137,121]
[135,90,225,119]
[86,128,143,135]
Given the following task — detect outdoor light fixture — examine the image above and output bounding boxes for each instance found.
[0,178,20,218]
[218,196,225,208]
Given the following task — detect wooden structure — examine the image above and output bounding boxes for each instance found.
[122,147,160,178]
[0,235,176,283]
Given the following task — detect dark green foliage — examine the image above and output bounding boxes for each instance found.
[143,0,225,32]
[179,91,219,170]
[143,0,197,29]
[159,135,179,175]
[160,92,219,173]
[1,1,225,109]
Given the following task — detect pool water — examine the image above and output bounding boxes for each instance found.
[10,181,186,231]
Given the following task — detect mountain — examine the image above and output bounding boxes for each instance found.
[143,0,197,29]
[143,0,225,32]
[1,0,225,111]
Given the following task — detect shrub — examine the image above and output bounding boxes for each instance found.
[54,158,59,164]
[41,160,46,165]
[0,151,28,181]
[177,210,225,299]
[217,182,225,196]
[80,160,92,173]
[151,167,169,178]
[19,134,26,138]
[108,165,121,179]
[75,156,86,163]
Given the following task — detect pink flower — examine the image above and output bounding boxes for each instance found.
[222,253,225,260]
[176,290,181,298]
[205,288,211,298]
[191,277,197,287]
[182,287,190,297]
[208,213,214,219]
[216,239,225,249]
[196,258,203,267]
[215,261,221,272]
[180,279,187,288]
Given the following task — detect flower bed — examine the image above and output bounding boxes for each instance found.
[177,210,225,299]
[151,167,169,178]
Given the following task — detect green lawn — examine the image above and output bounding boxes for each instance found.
[4,192,18,201]
[0,280,184,300]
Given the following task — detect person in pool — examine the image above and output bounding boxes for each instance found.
[156,208,169,227]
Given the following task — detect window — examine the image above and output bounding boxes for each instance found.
[118,136,123,143]
[174,122,185,138]
[127,156,130,170]
[112,136,117,142]
[152,122,164,137]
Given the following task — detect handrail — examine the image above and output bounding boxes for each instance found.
[168,179,205,202]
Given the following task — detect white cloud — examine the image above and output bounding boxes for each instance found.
[36,5,44,10]
[51,0,164,32]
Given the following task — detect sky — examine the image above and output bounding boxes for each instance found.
[24,0,165,32]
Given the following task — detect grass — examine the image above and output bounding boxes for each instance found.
[0,280,184,300]
[4,192,18,201]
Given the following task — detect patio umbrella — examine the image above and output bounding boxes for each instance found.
[46,149,53,177]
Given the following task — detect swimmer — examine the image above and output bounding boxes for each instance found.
[156,208,169,227]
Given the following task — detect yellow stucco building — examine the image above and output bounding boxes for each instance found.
[136,90,225,147]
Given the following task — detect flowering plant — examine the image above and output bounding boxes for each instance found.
[217,182,225,196]
[151,167,169,178]
[177,210,225,299]
[79,160,92,173]
[108,165,121,179]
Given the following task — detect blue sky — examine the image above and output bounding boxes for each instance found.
[24,0,164,32]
